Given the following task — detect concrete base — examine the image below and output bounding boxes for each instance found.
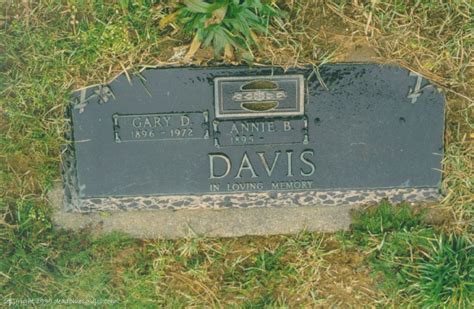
[48,185,354,239]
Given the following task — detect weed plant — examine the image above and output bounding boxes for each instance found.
[167,0,286,60]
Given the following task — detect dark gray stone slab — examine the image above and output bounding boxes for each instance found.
[63,64,444,212]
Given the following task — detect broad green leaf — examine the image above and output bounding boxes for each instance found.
[183,0,211,13]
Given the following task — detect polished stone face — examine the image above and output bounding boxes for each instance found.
[64,64,444,211]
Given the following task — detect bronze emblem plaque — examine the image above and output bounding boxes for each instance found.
[214,75,305,119]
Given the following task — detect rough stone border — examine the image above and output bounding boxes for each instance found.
[65,187,440,213]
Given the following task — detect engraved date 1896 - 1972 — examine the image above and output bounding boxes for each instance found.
[128,114,195,140]
[132,127,193,139]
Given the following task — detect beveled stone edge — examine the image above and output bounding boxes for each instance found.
[65,187,440,213]
[61,105,81,212]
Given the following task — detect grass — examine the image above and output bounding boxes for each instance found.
[347,202,474,307]
[1,0,473,307]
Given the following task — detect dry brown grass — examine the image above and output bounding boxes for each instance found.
[143,233,389,307]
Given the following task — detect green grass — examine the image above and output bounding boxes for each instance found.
[345,202,473,307]
[1,0,473,307]
[351,201,426,235]
[407,233,473,307]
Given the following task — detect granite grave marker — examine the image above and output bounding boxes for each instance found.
[62,64,444,213]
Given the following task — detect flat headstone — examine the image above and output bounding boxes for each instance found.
[62,64,444,216]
